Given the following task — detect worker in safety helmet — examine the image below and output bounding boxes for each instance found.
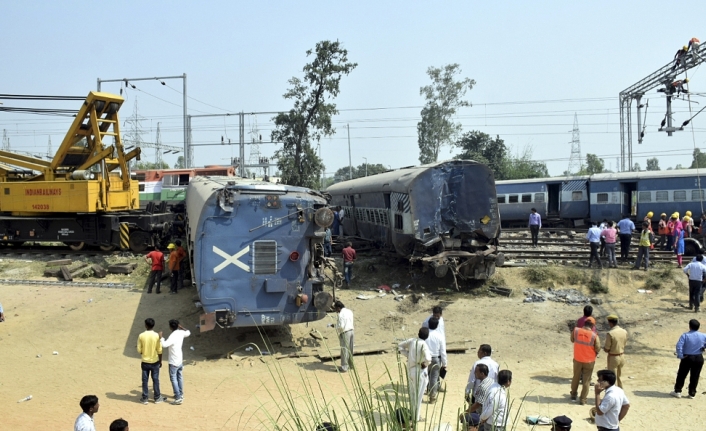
[673,45,689,70]
[684,211,695,238]
[656,213,669,250]
[688,37,701,60]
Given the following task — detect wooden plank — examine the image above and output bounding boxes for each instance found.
[447,346,469,354]
[316,343,389,361]
[60,265,72,281]
[91,264,107,278]
[46,259,72,267]
[43,267,62,277]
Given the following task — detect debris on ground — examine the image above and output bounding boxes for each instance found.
[523,287,591,305]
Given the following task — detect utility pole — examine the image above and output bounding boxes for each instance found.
[97,74,188,166]
[124,99,147,168]
[363,157,367,176]
[347,124,352,180]
[46,136,52,159]
[239,112,245,178]
[2,129,10,151]
[566,113,582,175]
[155,123,162,167]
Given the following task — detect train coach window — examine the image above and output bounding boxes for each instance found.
[572,191,583,201]
[395,214,404,230]
[674,190,687,202]
[597,193,608,203]
[656,191,668,201]
[638,191,651,203]
[508,195,518,203]
[497,196,506,204]
[534,193,544,203]
[692,190,705,201]
[521,194,532,203]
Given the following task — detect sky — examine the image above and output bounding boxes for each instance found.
[2,1,706,178]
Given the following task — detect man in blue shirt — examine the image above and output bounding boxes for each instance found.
[684,255,706,312]
[670,319,706,398]
[586,221,603,269]
[528,208,541,248]
[616,215,636,264]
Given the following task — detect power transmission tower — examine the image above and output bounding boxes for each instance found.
[2,129,10,151]
[155,123,162,167]
[46,136,52,159]
[123,99,147,167]
[567,113,582,175]
[248,117,261,178]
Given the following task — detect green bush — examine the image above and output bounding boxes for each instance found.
[523,266,555,286]
[587,275,608,294]
[564,269,584,285]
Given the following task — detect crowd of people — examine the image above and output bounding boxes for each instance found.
[530,209,706,270]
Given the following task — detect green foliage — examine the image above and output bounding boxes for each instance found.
[454,131,508,178]
[271,40,357,188]
[691,148,706,169]
[326,163,391,187]
[134,161,170,170]
[564,269,584,285]
[173,156,185,169]
[578,153,605,175]
[523,266,555,287]
[417,64,475,164]
[646,157,660,171]
[503,146,549,180]
[644,266,674,290]
[587,274,608,294]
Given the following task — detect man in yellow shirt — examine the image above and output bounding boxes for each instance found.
[137,318,165,404]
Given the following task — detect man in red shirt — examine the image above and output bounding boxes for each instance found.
[342,242,357,287]
[145,248,165,294]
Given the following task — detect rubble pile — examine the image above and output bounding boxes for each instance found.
[523,287,590,305]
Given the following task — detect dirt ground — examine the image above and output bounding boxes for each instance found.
[0,253,704,430]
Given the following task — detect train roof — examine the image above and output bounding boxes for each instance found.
[326,159,485,194]
[495,168,706,185]
[189,175,327,197]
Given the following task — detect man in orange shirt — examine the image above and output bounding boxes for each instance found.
[570,317,601,405]
[174,240,188,291]
[167,243,185,294]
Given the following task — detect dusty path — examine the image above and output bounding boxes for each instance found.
[0,257,703,430]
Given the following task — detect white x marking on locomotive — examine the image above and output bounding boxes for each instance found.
[213,245,250,273]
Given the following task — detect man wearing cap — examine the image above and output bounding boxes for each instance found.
[551,415,572,431]
[459,412,481,431]
[166,243,181,294]
[603,315,628,388]
[570,317,600,405]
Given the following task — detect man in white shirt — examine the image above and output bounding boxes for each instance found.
[160,319,191,405]
[594,369,630,431]
[425,317,447,402]
[479,369,511,431]
[398,327,432,422]
[74,395,99,431]
[465,344,499,401]
[422,306,445,337]
[338,207,345,238]
[334,300,354,372]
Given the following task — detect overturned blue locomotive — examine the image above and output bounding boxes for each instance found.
[327,160,503,281]
[185,176,334,331]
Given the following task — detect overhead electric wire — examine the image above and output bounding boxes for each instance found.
[0,94,84,101]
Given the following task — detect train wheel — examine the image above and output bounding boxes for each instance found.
[99,244,118,252]
[67,242,86,251]
[128,231,151,253]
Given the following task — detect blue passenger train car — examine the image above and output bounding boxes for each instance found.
[495,176,590,227]
[497,169,706,231]
[327,160,502,280]
[185,176,334,331]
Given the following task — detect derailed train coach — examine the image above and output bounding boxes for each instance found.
[327,160,504,281]
[185,176,335,331]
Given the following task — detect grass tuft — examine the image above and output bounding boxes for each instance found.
[587,274,608,294]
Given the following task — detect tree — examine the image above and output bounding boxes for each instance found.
[417,64,475,164]
[504,146,549,180]
[174,156,185,169]
[271,40,357,188]
[327,163,390,187]
[583,153,605,174]
[454,131,508,179]
[646,157,660,171]
[691,148,706,169]
[135,161,170,170]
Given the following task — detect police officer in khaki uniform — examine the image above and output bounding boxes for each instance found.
[603,314,628,388]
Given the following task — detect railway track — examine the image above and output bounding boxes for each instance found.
[500,247,686,262]
[0,244,127,259]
